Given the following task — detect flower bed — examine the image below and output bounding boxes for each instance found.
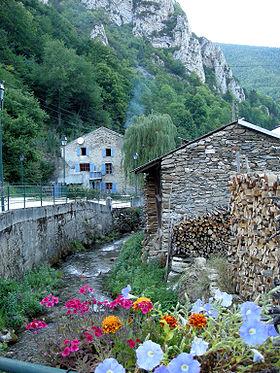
[27,284,280,372]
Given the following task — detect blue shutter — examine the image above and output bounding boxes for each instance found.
[102,149,105,157]
[111,148,114,157]
[111,163,114,175]
[86,147,89,156]
[74,164,79,172]
[101,183,105,192]
[101,163,105,175]
[112,183,116,194]
[89,181,93,187]
[77,148,81,156]
[90,163,94,172]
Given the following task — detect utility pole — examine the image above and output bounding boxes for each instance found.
[0,81,5,212]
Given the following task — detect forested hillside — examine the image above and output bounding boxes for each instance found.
[0,0,279,183]
[219,43,280,101]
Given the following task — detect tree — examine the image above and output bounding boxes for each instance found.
[2,86,50,183]
[123,113,177,182]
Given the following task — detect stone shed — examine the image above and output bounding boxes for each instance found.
[134,119,280,256]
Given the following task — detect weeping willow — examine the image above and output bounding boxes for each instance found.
[122,113,177,184]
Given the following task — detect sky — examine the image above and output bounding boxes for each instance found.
[177,0,280,48]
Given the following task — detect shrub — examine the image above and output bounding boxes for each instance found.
[0,265,62,330]
[106,233,178,310]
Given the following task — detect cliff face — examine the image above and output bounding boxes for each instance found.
[40,0,245,101]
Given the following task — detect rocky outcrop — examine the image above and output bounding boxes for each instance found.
[90,24,108,46]
[77,1,245,100]
[200,37,245,100]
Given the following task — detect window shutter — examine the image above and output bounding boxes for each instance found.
[89,181,93,187]
[101,183,105,192]
[111,148,114,157]
[112,183,116,194]
[74,164,79,172]
[77,148,81,156]
[102,149,105,157]
[90,163,94,172]
[86,147,89,156]
[101,163,105,175]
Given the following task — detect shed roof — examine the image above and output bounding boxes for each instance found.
[134,119,280,174]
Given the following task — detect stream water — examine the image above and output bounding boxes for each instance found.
[3,235,131,365]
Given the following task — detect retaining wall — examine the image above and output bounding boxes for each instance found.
[0,201,112,279]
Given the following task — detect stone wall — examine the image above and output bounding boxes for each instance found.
[0,201,112,280]
[229,173,280,300]
[160,123,280,252]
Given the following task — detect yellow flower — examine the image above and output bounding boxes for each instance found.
[102,315,122,334]
[132,297,153,313]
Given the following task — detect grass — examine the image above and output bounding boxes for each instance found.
[106,232,177,311]
[0,264,63,330]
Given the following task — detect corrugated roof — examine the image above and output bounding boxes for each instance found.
[133,119,280,174]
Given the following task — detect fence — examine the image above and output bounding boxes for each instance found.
[1,184,133,212]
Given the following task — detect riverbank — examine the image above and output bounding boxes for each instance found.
[1,235,131,366]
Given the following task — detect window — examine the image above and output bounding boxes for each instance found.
[81,147,87,156]
[80,163,90,172]
[105,183,112,192]
[106,148,112,156]
[105,163,113,174]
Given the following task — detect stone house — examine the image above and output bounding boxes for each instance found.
[57,127,132,194]
[134,119,280,255]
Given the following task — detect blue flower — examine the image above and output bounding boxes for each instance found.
[251,349,264,362]
[239,302,261,322]
[239,319,268,346]
[214,289,232,307]
[266,324,279,338]
[191,299,203,314]
[168,353,200,373]
[136,340,163,371]
[121,284,131,299]
[190,337,209,356]
[203,303,218,318]
[154,366,170,373]
[95,358,125,373]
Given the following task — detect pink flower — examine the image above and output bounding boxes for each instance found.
[127,339,136,348]
[90,326,103,337]
[79,285,94,294]
[26,319,48,330]
[52,296,59,304]
[63,339,70,346]
[70,340,80,352]
[62,347,70,357]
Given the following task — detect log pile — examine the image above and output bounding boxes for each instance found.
[172,208,232,258]
[229,173,280,300]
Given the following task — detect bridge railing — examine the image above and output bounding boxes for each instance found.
[0,356,75,372]
[1,184,134,212]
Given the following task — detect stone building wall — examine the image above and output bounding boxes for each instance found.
[160,123,280,252]
[59,127,133,194]
[0,201,112,280]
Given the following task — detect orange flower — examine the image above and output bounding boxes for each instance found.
[132,297,153,313]
[188,313,207,328]
[160,314,178,328]
[102,315,122,334]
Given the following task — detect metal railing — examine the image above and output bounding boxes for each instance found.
[1,184,133,212]
[0,356,75,373]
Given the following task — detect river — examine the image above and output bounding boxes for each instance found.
[4,235,131,365]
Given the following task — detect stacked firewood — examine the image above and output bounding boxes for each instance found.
[172,208,232,258]
[229,173,280,300]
